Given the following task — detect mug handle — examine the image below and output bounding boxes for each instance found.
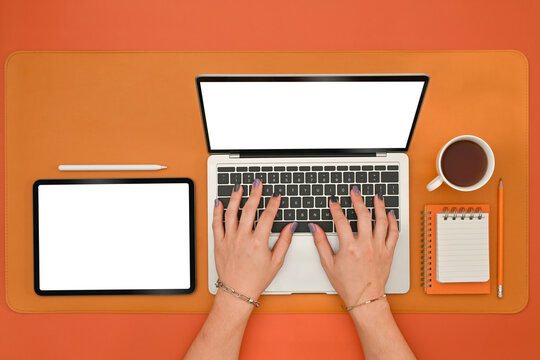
[427,176,443,192]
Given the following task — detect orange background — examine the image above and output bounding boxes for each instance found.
[0,1,538,359]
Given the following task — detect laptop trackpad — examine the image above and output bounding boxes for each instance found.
[265,234,339,294]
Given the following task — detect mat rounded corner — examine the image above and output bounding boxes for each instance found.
[506,292,529,314]
[5,291,32,314]
[5,51,33,71]
[502,49,529,71]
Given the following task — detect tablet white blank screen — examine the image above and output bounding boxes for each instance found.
[38,183,191,290]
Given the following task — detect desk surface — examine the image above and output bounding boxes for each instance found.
[4,50,529,315]
[1,1,539,359]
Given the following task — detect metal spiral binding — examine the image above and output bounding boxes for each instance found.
[442,207,484,220]
[476,207,483,219]
[420,210,432,288]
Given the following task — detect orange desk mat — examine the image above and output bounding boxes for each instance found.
[4,51,528,313]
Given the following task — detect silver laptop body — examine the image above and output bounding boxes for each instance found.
[197,74,429,295]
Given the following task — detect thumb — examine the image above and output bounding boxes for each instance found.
[271,222,296,268]
[309,223,335,270]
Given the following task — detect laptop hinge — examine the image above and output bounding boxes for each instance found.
[376,152,387,157]
[233,153,379,158]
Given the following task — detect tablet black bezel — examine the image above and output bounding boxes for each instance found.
[33,178,196,296]
[196,74,430,155]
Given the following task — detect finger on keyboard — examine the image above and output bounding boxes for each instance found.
[255,192,281,237]
[329,195,353,239]
[238,179,263,232]
[350,185,371,238]
[224,183,243,233]
[373,193,389,241]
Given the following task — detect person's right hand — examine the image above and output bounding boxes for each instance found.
[309,186,399,306]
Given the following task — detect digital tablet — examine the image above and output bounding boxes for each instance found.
[33,178,195,296]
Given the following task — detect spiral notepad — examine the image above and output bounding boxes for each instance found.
[421,204,491,295]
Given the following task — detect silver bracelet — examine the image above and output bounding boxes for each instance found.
[344,294,387,311]
[215,279,260,308]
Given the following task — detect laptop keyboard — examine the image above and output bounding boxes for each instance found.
[217,164,400,233]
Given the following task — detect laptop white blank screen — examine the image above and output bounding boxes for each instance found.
[37,183,192,291]
[200,80,426,151]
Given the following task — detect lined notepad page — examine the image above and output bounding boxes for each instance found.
[436,213,490,283]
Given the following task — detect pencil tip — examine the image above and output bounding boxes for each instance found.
[161,166,167,169]
[499,178,503,188]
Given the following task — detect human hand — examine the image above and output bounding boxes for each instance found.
[310,186,399,306]
[213,180,296,301]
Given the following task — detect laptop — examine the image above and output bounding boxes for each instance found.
[197,74,429,295]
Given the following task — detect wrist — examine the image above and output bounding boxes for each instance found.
[215,278,261,305]
[217,276,262,301]
[348,296,391,327]
[340,284,387,308]
[213,289,256,318]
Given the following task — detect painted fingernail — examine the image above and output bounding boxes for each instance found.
[308,222,316,234]
[214,198,220,207]
[290,222,298,233]
[352,185,360,194]
[272,190,281,197]
[377,193,383,200]
[253,178,261,188]
[330,195,338,204]
[234,183,240,192]
[389,210,395,218]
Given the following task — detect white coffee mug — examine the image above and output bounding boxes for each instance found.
[426,135,495,192]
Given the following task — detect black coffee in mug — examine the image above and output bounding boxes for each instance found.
[441,140,488,187]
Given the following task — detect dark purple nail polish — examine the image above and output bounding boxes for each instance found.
[352,185,360,194]
[253,178,261,188]
[272,190,281,197]
[308,222,316,234]
[290,222,298,233]
[377,193,383,200]
[389,210,395,218]
[234,183,240,192]
[214,198,220,207]
[330,195,338,204]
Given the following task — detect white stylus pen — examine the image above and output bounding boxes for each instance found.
[58,164,167,171]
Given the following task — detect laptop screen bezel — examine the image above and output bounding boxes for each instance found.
[196,74,429,155]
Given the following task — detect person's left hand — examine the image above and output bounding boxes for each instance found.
[213,179,296,300]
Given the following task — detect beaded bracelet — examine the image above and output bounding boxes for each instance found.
[215,279,260,308]
[344,294,387,311]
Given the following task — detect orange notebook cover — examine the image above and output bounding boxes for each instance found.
[422,204,491,294]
